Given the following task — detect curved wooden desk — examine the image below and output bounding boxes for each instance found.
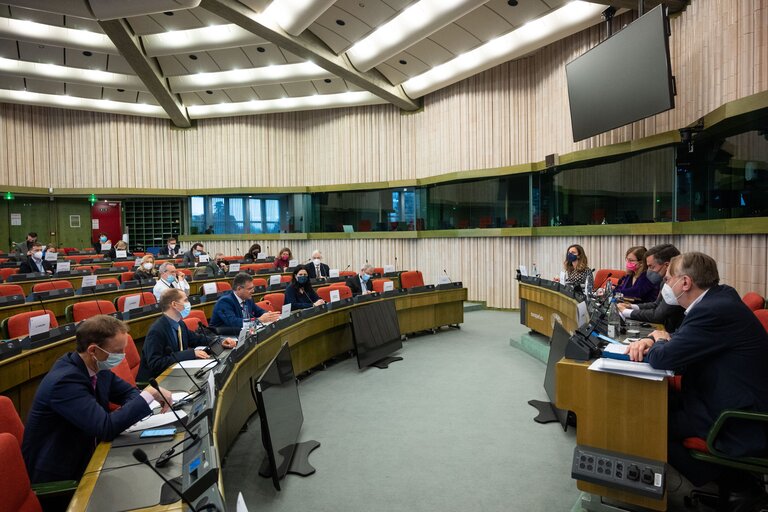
[67,287,467,511]
[518,280,583,338]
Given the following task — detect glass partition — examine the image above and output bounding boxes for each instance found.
[190,194,309,234]
[310,188,419,232]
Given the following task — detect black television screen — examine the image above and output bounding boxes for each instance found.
[543,321,572,430]
[566,5,674,142]
[349,300,402,369]
[252,342,303,491]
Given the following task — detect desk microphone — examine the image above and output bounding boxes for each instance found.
[343,264,350,273]
[133,448,199,512]
[163,347,204,398]
[194,357,220,379]
[442,269,452,283]
[149,378,199,468]
[394,256,398,272]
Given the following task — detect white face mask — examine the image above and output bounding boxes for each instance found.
[169,244,176,249]
[661,278,684,306]
[32,251,43,260]
[312,258,321,266]
[142,262,154,270]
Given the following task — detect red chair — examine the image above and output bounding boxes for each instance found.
[112,261,135,271]
[330,282,349,289]
[133,252,145,258]
[178,268,193,279]
[0,284,24,297]
[373,267,384,275]
[120,271,136,283]
[60,247,77,255]
[110,358,136,387]
[183,310,208,331]
[115,292,155,313]
[252,278,268,288]
[339,271,356,277]
[0,396,23,446]
[593,269,625,289]
[124,334,141,380]
[97,278,120,287]
[74,265,95,273]
[32,280,74,293]
[222,256,240,262]
[479,216,493,228]
[742,292,765,312]
[400,270,424,289]
[0,432,42,512]
[256,299,272,311]
[372,278,392,293]
[5,310,58,339]
[71,301,118,322]
[755,309,768,334]
[263,293,285,313]
[0,268,19,281]
[358,219,372,232]
[243,263,273,272]
[317,285,352,302]
[279,275,292,283]
[216,282,232,293]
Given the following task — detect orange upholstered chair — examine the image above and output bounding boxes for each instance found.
[97,278,120,287]
[372,278,393,293]
[115,292,155,313]
[0,268,19,281]
[263,293,285,312]
[32,280,73,292]
[338,271,356,278]
[215,282,232,293]
[0,396,24,446]
[112,261,135,271]
[256,299,272,311]
[5,310,57,339]
[373,267,384,275]
[754,309,768,334]
[120,271,136,283]
[593,269,624,289]
[400,270,424,289]
[280,275,292,283]
[0,284,24,297]
[742,292,765,312]
[187,309,208,327]
[71,301,118,322]
[0,433,42,512]
[124,334,141,380]
[252,278,268,288]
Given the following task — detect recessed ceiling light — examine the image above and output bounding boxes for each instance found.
[336,19,346,26]
[324,78,332,83]
[38,45,45,49]
[205,90,213,94]
[399,59,407,65]
[117,88,125,92]
[507,0,518,5]
[82,51,93,57]
[189,54,198,60]
[256,46,266,53]
[163,11,174,16]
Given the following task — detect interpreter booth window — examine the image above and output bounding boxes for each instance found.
[676,129,768,221]
[189,196,289,234]
[533,147,675,226]
[310,188,418,232]
[424,175,531,230]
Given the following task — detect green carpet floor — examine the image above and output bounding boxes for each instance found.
[222,310,582,511]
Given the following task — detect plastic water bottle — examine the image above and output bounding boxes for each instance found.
[604,278,613,297]
[532,263,539,277]
[607,298,621,339]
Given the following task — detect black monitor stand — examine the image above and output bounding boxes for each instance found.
[259,440,321,480]
[528,399,561,424]
[369,356,403,369]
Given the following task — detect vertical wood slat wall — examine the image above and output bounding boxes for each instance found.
[0,0,765,190]
[202,235,768,310]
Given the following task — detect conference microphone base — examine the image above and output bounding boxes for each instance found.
[259,440,321,479]
[370,356,403,369]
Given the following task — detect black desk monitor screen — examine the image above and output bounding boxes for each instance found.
[349,300,402,369]
[253,342,304,491]
[544,321,572,430]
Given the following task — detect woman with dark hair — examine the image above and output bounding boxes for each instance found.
[615,245,659,302]
[557,244,594,290]
[284,265,325,310]
[274,247,293,271]
[244,243,262,262]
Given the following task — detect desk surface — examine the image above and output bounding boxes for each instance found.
[67,287,467,512]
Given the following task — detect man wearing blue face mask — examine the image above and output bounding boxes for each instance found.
[138,289,210,382]
[346,263,374,295]
[22,315,173,484]
[618,243,685,332]
[626,252,768,496]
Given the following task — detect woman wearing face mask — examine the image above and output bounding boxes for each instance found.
[274,247,293,271]
[108,240,132,260]
[133,255,157,281]
[614,246,659,303]
[93,233,113,253]
[284,266,325,310]
[244,243,262,262]
[137,289,211,382]
[554,244,594,290]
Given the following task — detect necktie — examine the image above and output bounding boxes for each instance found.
[177,325,183,351]
[316,264,321,277]
[90,374,97,391]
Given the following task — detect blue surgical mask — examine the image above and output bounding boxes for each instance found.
[179,302,191,318]
[362,273,371,282]
[94,346,125,371]
[297,275,308,284]
[100,236,107,243]
[193,250,201,257]
[166,274,176,283]
[566,252,578,263]
[646,270,663,286]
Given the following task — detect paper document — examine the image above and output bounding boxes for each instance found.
[603,344,629,356]
[173,360,214,369]
[229,263,240,272]
[588,358,673,381]
[329,269,339,278]
[237,492,250,512]
[81,275,98,288]
[269,274,281,285]
[148,392,191,410]
[126,410,187,432]
[56,261,71,273]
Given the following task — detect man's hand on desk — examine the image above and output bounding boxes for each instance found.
[627,338,655,362]
[221,338,236,349]
[258,311,281,324]
[144,385,173,413]
[649,329,670,341]
[194,349,210,359]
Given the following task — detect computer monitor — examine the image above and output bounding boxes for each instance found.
[349,300,403,369]
[529,321,573,430]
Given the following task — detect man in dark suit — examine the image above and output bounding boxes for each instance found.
[305,249,330,280]
[619,243,685,332]
[13,231,38,256]
[158,237,181,257]
[22,315,171,483]
[210,273,280,335]
[137,288,211,382]
[346,264,374,296]
[627,252,768,494]
[19,242,54,274]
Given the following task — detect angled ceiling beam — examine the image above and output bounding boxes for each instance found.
[199,0,420,111]
[98,18,191,128]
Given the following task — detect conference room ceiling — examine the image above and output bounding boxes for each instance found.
[0,0,671,127]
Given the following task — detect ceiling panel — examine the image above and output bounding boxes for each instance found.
[8,5,63,26]
[156,55,189,76]
[0,6,9,17]
[208,48,253,71]
[0,38,17,59]
[427,23,482,57]
[332,0,397,28]
[312,5,372,54]
[106,54,134,74]
[138,10,209,35]
[18,41,64,65]
[197,88,230,104]
[180,91,204,106]
[279,48,305,64]
[380,51,430,84]
[0,75,24,90]
[455,5,514,43]
[401,38,455,68]
[65,48,109,71]
[158,52,221,76]
[124,15,164,36]
[223,86,259,102]
[252,84,286,100]
[375,62,408,86]
[64,16,102,32]
[137,91,159,105]
[103,87,140,103]
[307,23,351,55]
[345,81,363,92]
[312,77,346,95]
[237,0,272,13]
[241,44,288,67]
[382,0,419,10]
[66,82,102,99]
[485,0,552,28]
[282,81,316,97]
[25,78,64,95]
[188,7,227,27]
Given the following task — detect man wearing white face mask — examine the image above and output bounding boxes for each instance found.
[138,289,210,381]
[306,249,330,280]
[22,315,173,484]
[152,262,190,301]
[19,242,54,274]
[159,237,180,257]
[626,252,768,492]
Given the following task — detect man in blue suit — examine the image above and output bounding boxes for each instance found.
[22,315,172,483]
[210,273,280,335]
[627,252,768,494]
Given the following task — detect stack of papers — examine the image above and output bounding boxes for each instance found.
[588,358,674,381]
[126,410,187,432]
